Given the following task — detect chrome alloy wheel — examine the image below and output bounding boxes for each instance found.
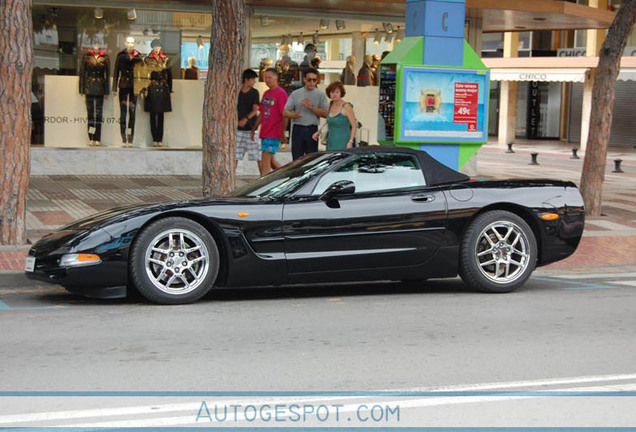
[474,221,530,284]
[144,229,210,295]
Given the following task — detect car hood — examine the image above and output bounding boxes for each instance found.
[59,196,264,232]
[32,196,266,257]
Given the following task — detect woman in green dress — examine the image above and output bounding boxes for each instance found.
[313,81,357,150]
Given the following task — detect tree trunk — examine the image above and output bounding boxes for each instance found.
[580,0,636,216]
[0,0,33,245]
[202,0,246,196]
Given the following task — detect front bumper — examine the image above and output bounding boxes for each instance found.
[25,228,129,297]
[25,258,127,292]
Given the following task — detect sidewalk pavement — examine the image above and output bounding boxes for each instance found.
[1,140,635,273]
[478,140,636,272]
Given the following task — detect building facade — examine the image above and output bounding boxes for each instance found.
[29,0,627,174]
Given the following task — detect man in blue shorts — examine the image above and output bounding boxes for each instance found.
[251,68,288,175]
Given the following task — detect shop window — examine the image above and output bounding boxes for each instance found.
[31,5,212,148]
[339,38,353,61]
[574,30,587,49]
[482,33,503,57]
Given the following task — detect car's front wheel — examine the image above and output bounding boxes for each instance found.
[130,217,219,304]
[459,210,537,293]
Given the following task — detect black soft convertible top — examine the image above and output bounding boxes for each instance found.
[338,146,470,186]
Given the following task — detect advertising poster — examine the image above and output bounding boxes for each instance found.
[400,67,489,143]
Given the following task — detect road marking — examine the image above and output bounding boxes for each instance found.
[550,272,636,280]
[530,276,614,290]
[0,298,68,311]
[4,373,636,426]
[608,280,636,287]
[384,372,636,392]
[45,383,636,428]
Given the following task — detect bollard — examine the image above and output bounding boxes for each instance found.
[570,148,580,159]
[506,143,515,154]
[612,159,624,173]
[529,152,539,165]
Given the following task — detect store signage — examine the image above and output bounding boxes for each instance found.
[519,73,548,81]
[527,81,541,139]
[557,48,587,57]
[400,67,488,143]
[558,46,636,57]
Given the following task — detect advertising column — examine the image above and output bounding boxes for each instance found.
[378,0,490,170]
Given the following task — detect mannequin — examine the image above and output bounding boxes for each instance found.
[275,44,298,94]
[79,43,110,146]
[113,36,142,147]
[357,55,372,87]
[370,54,381,86]
[258,58,273,81]
[184,57,199,80]
[143,39,172,147]
[300,43,317,68]
[342,55,356,85]
[298,43,317,84]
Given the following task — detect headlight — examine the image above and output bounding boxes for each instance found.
[59,253,102,267]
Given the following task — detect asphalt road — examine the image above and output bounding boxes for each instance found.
[1,268,636,426]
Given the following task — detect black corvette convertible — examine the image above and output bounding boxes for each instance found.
[26,147,585,304]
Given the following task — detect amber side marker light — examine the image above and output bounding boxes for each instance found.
[59,253,102,267]
[238,212,250,218]
[78,254,100,261]
[540,213,560,221]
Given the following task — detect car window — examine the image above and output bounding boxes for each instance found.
[231,153,347,198]
[311,153,426,196]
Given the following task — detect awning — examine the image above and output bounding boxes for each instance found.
[618,68,636,81]
[490,68,589,83]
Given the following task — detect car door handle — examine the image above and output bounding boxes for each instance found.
[411,193,435,202]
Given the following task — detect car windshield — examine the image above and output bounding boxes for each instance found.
[230,153,348,198]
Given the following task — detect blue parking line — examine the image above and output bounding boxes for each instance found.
[531,276,614,290]
[0,298,68,311]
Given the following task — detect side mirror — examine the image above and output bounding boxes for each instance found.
[320,180,355,201]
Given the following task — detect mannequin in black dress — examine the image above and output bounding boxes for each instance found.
[79,43,110,146]
[113,36,142,147]
[144,39,172,147]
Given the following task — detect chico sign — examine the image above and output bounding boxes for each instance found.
[519,73,548,81]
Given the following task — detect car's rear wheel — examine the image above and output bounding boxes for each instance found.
[130,217,219,304]
[459,210,537,293]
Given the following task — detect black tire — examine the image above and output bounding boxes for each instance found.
[459,210,537,293]
[130,217,219,304]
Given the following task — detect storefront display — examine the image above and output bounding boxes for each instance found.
[32,4,401,152]
[378,64,396,139]
[275,44,299,94]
